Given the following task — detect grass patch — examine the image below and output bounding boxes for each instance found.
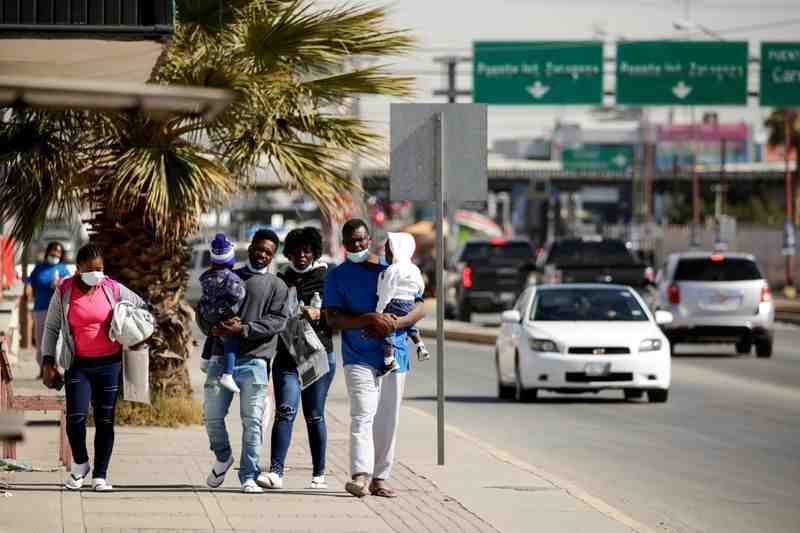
[115,395,203,427]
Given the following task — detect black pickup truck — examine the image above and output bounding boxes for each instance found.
[452,239,536,322]
[537,237,653,289]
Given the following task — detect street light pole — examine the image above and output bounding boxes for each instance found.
[784,112,796,297]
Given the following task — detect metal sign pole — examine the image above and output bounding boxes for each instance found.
[435,111,446,466]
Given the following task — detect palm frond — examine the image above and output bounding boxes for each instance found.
[0,110,86,244]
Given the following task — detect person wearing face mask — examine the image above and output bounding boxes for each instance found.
[196,229,291,493]
[324,219,426,499]
[27,241,71,377]
[40,244,147,492]
[260,227,334,490]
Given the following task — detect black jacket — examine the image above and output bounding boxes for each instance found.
[274,265,333,368]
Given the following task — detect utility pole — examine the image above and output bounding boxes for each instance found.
[783,112,796,298]
[433,56,472,104]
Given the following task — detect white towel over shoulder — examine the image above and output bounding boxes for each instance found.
[376,232,425,313]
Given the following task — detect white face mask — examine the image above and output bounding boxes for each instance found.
[247,260,269,274]
[346,249,370,263]
[288,261,314,274]
[46,255,60,265]
[80,271,105,287]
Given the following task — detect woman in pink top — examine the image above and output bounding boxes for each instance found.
[41,244,146,492]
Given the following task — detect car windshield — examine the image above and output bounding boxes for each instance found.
[530,288,649,322]
[458,241,533,263]
[674,258,762,281]
[547,240,636,267]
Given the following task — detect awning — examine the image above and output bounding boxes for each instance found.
[0,76,234,120]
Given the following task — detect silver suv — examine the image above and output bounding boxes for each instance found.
[655,252,774,357]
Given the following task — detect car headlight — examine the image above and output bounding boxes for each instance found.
[529,338,559,353]
[639,338,663,352]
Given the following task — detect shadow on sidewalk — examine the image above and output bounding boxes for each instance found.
[4,482,352,497]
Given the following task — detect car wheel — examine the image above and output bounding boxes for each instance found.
[755,340,773,358]
[496,351,515,400]
[514,355,538,403]
[458,303,472,323]
[624,389,644,401]
[735,340,752,355]
[647,389,669,403]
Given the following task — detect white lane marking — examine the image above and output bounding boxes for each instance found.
[404,404,657,533]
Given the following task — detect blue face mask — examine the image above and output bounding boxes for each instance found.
[46,255,60,265]
[346,249,370,263]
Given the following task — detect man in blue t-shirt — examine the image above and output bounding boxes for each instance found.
[324,219,424,499]
[27,242,71,375]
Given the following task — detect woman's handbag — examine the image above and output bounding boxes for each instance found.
[280,288,330,389]
[108,298,155,404]
[122,345,150,404]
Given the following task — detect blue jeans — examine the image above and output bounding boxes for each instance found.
[222,337,239,375]
[383,299,419,358]
[270,352,336,477]
[203,357,269,484]
[64,359,122,479]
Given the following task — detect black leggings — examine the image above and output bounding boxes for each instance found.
[65,355,122,479]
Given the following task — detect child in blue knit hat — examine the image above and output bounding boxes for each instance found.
[198,234,245,393]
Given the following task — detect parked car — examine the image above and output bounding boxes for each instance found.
[496,284,672,403]
[451,239,536,322]
[654,252,774,357]
[536,237,654,290]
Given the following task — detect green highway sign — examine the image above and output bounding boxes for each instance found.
[761,42,800,106]
[473,41,603,105]
[562,145,634,172]
[616,41,748,105]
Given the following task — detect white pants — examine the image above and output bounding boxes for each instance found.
[344,364,406,480]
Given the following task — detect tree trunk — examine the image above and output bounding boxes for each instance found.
[85,203,194,398]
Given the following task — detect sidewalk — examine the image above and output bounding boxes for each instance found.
[1,343,646,533]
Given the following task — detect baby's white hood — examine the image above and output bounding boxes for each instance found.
[388,232,416,263]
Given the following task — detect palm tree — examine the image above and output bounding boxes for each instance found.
[0,0,414,398]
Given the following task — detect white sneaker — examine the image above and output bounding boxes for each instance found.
[219,373,240,393]
[64,461,90,490]
[256,472,283,489]
[417,344,431,361]
[310,475,327,489]
[206,455,235,488]
[92,478,113,492]
[241,479,263,493]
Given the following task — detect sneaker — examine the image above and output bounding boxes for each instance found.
[219,373,240,393]
[92,478,113,492]
[206,455,235,488]
[310,475,327,489]
[417,344,431,361]
[241,479,263,493]
[64,461,90,490]
[256,472,283,490]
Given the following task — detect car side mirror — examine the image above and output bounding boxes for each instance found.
[501,310,522,323]
[654,310,674,325]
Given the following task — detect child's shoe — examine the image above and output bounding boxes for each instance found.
[219,373,240,393]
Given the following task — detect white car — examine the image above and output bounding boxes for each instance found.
[496,284,673,403]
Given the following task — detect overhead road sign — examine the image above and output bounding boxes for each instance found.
[761,42,800,107]
[616,41,748,106]
[562,145,634,172]
[473,41,604,105]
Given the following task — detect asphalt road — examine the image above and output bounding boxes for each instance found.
[403,325,800,533]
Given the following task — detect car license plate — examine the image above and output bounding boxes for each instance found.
[585,362,611,377]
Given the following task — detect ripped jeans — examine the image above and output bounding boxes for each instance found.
[269,352,336,477]
[64,355,122,479]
